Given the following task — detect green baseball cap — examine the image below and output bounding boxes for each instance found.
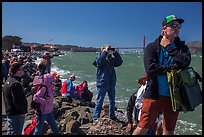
[162,15,184,26]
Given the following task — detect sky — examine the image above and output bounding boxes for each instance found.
[2,2,202,48]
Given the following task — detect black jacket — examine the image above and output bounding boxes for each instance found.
[3,75,28,116]
[143,36,191,100]
[38,63,46,75]
[126,92,138,124]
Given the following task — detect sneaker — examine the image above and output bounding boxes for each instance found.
[110,116,119,122]
[92,119,99,125]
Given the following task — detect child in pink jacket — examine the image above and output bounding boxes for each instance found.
[33,73,59,135]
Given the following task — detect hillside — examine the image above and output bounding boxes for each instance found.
[186,40,202,54]
[22,42,99,52]
[22,40,202,54]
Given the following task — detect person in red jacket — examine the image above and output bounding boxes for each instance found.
[75,80,93,102]
[60,80,68,96]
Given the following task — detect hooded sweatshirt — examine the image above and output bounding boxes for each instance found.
[33,74,54,114]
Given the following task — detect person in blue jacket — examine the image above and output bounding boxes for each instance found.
[92,44,123,121]
[66,75,77,102]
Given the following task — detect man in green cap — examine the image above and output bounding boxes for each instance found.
[132,15,191,135]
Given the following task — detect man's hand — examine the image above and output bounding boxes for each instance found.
[126,123,132,132]
[160,36,171,47]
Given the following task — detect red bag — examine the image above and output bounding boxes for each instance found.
[23,116,37,135]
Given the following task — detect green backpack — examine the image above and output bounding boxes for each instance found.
[167,67,202,112]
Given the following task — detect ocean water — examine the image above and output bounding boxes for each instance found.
[46,52,202,135]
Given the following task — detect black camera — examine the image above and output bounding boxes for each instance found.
[93,61,97,67]
[108,47,115,51]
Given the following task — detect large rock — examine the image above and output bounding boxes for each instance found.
[2,94,128,135]
[65,120,81,134]
[86,116,127,135]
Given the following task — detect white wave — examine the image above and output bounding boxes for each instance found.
[87,81,96,91]
[59,54,65,57]
[51,64,97,92]
[175,119,202,135]
[177,120,197,127]
[51,66,70,79]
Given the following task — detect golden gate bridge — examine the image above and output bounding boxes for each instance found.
[113,36,146,52]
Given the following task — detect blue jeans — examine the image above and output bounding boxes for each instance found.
[33,112,58,135]
[7,114,25,135]
[46,64,51,74]
[93,86,115,120]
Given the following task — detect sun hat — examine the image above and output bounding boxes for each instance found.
[44,51,50,55]
[52,72,57,78]
[162,15,184,26]
[140,73,147,80]
[138,73,148,85]
[69,74,75,80]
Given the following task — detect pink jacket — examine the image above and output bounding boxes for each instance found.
[33,74,54,114]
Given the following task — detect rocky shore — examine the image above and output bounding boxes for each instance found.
[2,50,129,135]
[2,94,129,135]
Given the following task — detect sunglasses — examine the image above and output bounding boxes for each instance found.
[166,24,182,29]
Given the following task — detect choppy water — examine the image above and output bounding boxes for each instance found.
[45,52,202,135]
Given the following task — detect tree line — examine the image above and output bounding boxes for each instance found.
[2,35,99,52]
[2,35,201,54]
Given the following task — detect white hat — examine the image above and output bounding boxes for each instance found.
[44,51,49,55]
[69,74,75,80]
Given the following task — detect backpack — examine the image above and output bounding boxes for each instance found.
[23,116,36,135]
[31,84,48,114]
[167,67,202,112]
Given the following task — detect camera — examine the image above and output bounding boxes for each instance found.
[108,47,115,51]
[93,61,97,67]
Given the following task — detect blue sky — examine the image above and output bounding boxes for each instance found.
[2,2,202,48]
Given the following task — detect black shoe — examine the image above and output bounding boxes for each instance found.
[110,116,119,122]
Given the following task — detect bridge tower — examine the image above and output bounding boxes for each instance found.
[116,47,119,52]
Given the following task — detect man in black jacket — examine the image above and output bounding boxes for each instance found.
[132,15,191,135]
[126,74,162,135]
[126,74,147,133]
[3,62,28,135]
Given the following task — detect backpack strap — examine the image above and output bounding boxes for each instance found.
[36,85,49,99]
[167,71,177,112]
[194,70,202,82]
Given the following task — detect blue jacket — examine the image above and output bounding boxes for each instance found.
[94,51,123,87]
[67,79,75,97]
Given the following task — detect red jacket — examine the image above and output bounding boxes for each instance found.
[60,81,68,95]
[75,83,89,97]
